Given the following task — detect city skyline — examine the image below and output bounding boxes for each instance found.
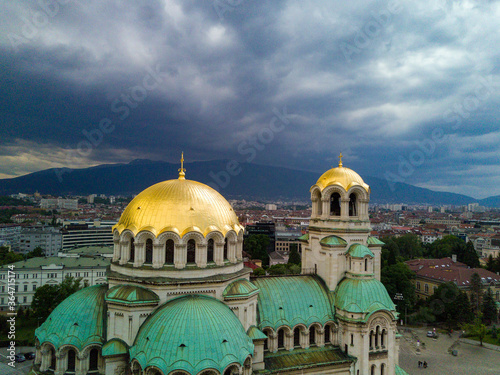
[1,1,499,198]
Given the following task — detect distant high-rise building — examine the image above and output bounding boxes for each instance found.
[40,198,78,210]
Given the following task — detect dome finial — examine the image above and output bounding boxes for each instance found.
[339,152,343,167]
[178,152,186,180]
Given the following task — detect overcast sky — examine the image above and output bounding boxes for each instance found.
[1,0,499,198]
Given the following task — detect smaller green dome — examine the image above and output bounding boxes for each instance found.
[130,295,253,374]
[348,244,374,258]
[102,338,129,357]
[320,235,347,247]
[35,285,107,351]
[105,284,159,305]
[335,278,395,318]
[223,279,259,299]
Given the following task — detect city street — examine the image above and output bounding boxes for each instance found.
[0,346,35,375]
[399,327,500,375]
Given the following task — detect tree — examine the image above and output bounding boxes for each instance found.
[461,241,479,268]
[381,262,416,316]
[244,234,270,266]
[462,317,488,346]
[482,288,498,324]
[27,246,45,259]
[287,244,301,265]
[31,276,83,321]
[0,246,24,265]
[252,267,266,276]
[429,282,473,329]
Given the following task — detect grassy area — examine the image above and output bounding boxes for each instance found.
[468,333,500,346]
[0,317,37,346]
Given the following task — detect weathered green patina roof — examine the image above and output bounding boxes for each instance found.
[367,236,385,245]
[130,294,253,374]
[35,284,107,351]
[105,284,159,305]
[102,338,129,357]
[262,345,353,373]
[298,233,309,241]
[252,276,334,330]
[0,256,110,270]
[395,364,410,375]
[247,326,268,340]
[320,235,347,247]
[348,244,374,258]
[223,279,259,299]
[335,277,395,317]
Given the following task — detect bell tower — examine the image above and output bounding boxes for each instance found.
[301,155,381,290]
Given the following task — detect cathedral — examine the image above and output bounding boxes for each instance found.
[32,156,408,375]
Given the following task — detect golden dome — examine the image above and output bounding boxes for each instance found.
[314,155,370,192]
[113,178,243,238]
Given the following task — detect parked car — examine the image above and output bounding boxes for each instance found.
[427,331,438,338]
[23,352,35,360]
[14,354,26,362]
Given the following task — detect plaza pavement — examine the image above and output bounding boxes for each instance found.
[399,327,500,375]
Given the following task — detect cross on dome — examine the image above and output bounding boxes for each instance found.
[339,152,343,167]
[178,152,186,180]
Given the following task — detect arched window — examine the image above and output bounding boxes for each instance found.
[145,239,153,264]
[371,365,376,375]
[49,347,56,370]
[381,329,386,347]
[187,239,196,264]
[324,324,331,344]
[207,239,214,263]
[381,363,385,375]
[263,329,271,351]
[314,190,322,216]
[165,239,174,264]
[67,349,76,372]
[223,239,228,261]
[370,330,374,348]
[309,326,316,346]
[293,327,301,347]
[129,238,135,262]
[349,193,357,216]
[89,348,99,371]
[330,192,341,216]
[365,258,368,272]
[277,328,285,349]
[351,334,354,345]
[375,326,379,347]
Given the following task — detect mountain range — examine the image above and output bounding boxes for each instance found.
[0,159,498,206]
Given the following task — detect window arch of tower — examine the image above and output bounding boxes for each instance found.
[40,344,102,374]
[321,186,346,217]
[265,322,337,352]
[369,325,388,349]
[311,188,323,217]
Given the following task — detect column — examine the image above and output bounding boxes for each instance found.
[229,240,238,263]
[284,331,294,351]
[311,198,318,217]
[269,331,278,353]
[197,244,207,268]
[119,241,129,265]
[321,199,329,218]
[236,239,243,261]
[152,244,164,269]
[215,242,224,266]
[76,352,89,375]
[302,329,309,349]
[113,239,120,262]
[134,243,145,267]
[40,349,50,371]
[54,352,66,375]
[174,244,186,269]
[341,198,350,220]
[317,327,325,347]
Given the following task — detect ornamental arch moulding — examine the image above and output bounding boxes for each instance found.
[182,231,206,246]
[135,230,156,244]
[157,231,182,246]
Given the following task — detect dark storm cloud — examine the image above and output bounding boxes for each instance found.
[0,0,499,197]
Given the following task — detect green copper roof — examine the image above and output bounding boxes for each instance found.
[0,256,110,269]
[335,277,395,317]
[252,276,334,330]
[367,236,385,245]
[130,294,253,374]
[348,244,374,258]
[319,235,347,247]
[263,345,353,373]
[298,233,309,241]
[395,364,410,375]
[247,326,268,340]
[35,284,107,351]
[102,338,129,357]
[105,284,159,305]
[223,279,259,299]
